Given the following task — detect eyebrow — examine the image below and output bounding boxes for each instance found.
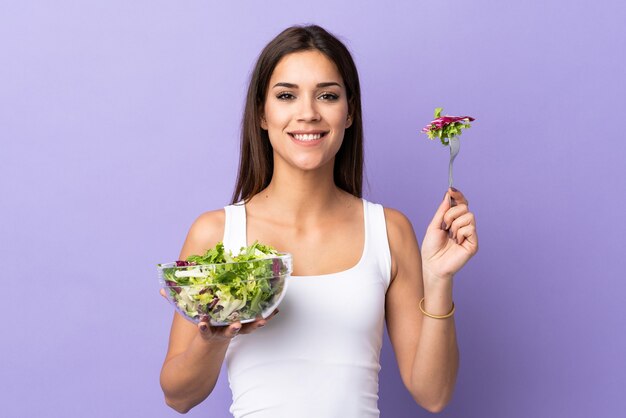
[272,82,343,89]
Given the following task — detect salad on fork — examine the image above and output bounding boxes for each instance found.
[421,107,475,207]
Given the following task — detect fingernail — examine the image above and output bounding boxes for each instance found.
[448,229,453,239]
[441,221,447,230]
[233,327,241,333]
[199,324,208,332]
[450,186,459,192]
[257,323,265,328]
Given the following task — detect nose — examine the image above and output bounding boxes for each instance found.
[296,95,321,122]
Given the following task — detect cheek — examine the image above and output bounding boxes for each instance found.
[326,103,350,125]
[326,110,348,130]
[264,104,289,129]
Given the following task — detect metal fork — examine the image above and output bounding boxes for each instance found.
[448,137,460,207]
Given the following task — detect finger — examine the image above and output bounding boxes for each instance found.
[236,322,258,335]
[254,319,268,329]
[240,317,270,334]
[225,322,242,338]
[449,193,457,208]
[428,190,453,232]
[197,317,216,337]
[198,320,211,334]
[239,309,281,334]
[268,308,280,319]
[197,320,242,339]
[263,308,280,320]
[259,308,280,324]
[449,187,468,207]
[455,223,478,250]
[159,288,168,299]
[443,204,470,233]
[447,210,474,240]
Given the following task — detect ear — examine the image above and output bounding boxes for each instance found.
[260,114,268,130]
[345,113,353,129]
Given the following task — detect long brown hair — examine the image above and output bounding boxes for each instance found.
[231,25,364,204]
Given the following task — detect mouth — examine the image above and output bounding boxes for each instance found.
[288,131,329,142]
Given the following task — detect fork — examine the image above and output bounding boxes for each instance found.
[448,137,460,207]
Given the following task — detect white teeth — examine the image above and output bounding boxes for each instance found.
[292,133,323,141]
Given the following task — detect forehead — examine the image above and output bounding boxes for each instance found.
[269,50,343,86]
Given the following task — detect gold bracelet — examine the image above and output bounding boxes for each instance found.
[419,297,455,319]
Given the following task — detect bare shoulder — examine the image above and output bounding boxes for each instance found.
[179,209,226,260]
[189,209,225,238]
[383,207,418,245]
[383,207,420,280]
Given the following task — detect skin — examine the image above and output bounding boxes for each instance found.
[159,50,479,414]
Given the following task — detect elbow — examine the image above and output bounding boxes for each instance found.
[412,395,450,414]
[164,396,192,414]
[161,380,215,414]
[410,388,454,414]
[423,401,449,414]
[163,389,215,414]
[409,365,458,413]
[160,370,200,414]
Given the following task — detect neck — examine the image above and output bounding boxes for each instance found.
[248,158,353,223]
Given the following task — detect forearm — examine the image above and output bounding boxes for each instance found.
[160,335,231,413]
[410,276,459,412]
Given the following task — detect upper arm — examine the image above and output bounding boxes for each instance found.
[162,210,225,364]
[384,207,424,390]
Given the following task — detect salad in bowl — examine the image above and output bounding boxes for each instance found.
[158,241,292,326]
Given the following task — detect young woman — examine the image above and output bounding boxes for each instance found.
[159,25,478,417]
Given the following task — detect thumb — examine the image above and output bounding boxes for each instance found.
[427,190,452,231]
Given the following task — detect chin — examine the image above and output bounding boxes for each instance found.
[288,156,334,172]
[293,161,326,171]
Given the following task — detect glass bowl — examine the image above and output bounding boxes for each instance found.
[157,253,291,326]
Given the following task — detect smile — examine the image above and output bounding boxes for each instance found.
[288,132,328,142]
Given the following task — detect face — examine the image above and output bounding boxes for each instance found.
[260,50,352,172]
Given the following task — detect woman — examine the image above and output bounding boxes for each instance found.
[160,24,478,416]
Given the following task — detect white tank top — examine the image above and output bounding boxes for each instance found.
[223,198,392,418]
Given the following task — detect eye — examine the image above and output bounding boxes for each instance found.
[319,92,339,101]
[276,92,295,100]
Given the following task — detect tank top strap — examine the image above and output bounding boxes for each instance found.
[223,201,247,255]
[363,199,392,290]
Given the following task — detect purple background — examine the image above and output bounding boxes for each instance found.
[1,1,625,417]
